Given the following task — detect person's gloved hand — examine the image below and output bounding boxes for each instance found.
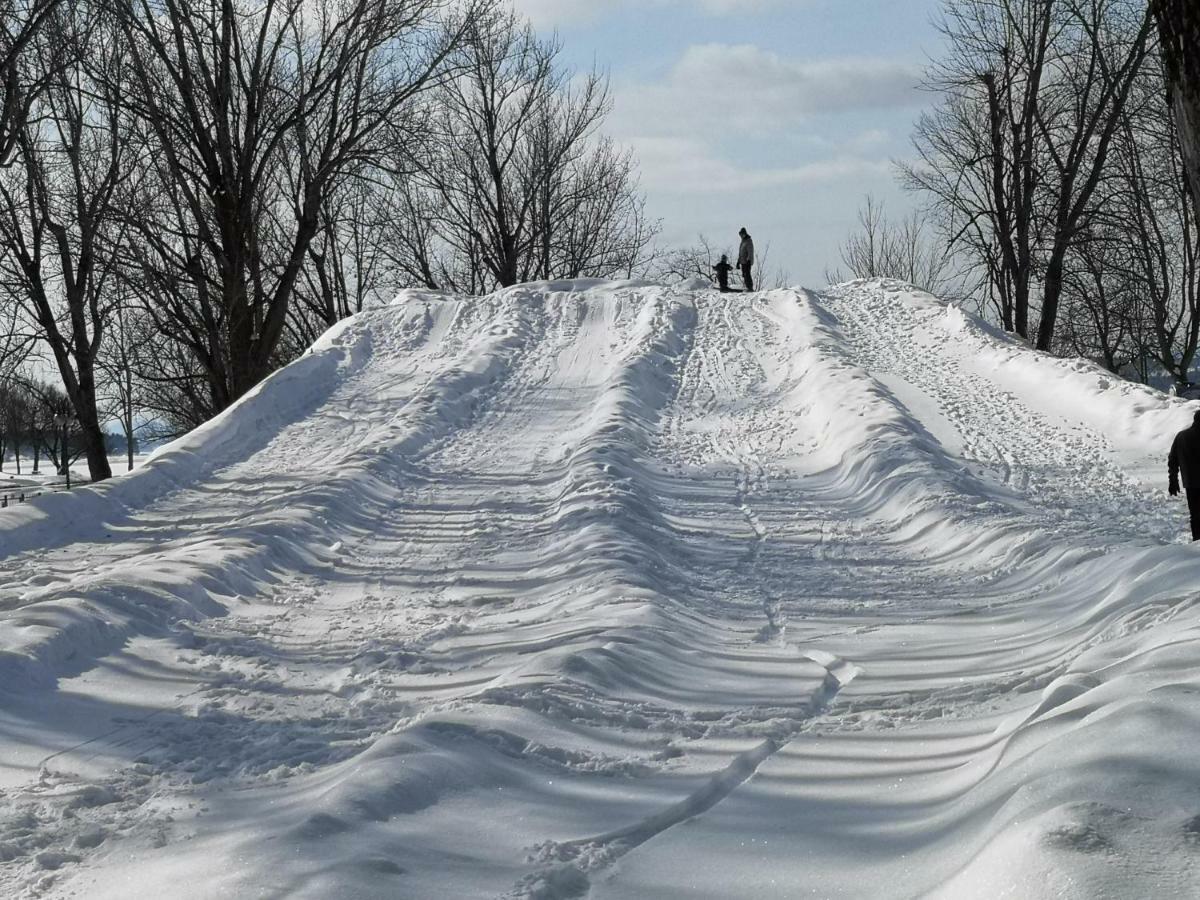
[1170,478,1180,496]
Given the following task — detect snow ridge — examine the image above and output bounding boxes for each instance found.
[2,279,1200,899]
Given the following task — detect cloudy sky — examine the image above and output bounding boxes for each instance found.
[511,0,946,286]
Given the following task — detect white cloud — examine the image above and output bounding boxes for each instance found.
[511,0,790,28]
[601,45,917,197]
[631,136,891,194]
[611,44,923,138]
[511,0,611,27]
[844,128,892,152]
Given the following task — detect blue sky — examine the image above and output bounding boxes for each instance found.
[511,0,947,286]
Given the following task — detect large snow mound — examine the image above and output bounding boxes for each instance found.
[2,279,1199,899]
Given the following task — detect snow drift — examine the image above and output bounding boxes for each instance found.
[2,278,1200,899]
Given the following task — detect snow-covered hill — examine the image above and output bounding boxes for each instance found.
[3,280,1200,899]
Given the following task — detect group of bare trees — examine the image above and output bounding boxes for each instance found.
[282,14,657,312]
[836,0,1200,387]
[830,196,964,300]
[0,376,89,478]
[904,0,1158,351]
[410,18,653,291]
[0,0,656,482]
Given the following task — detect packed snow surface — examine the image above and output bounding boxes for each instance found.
[3,279,1200,899]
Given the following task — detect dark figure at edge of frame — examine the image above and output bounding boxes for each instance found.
[738,227,755,292]
[713,254,734,292]
[1168,409,1200,540]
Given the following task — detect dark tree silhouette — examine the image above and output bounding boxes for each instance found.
[1154,0,1200,218]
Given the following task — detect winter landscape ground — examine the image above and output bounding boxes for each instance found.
[2,280,1200,898]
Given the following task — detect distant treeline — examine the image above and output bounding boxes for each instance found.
[0,377,140,478]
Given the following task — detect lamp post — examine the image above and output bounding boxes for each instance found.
[53,414,70,490]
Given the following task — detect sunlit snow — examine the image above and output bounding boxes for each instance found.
[2,279,1199,898]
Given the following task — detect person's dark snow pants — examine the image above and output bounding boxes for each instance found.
[1187,488,1200,541]
[741,263,754,292]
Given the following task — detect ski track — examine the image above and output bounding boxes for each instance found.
[2,279,1200,898]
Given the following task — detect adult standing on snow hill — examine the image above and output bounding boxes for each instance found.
[738,227,755,292]
[1168,409,1200,540]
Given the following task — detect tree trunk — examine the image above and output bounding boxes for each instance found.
[37,304,113,483]
[225,272,256,403]
[125,374,135,472]
[998,273,1015,333]
[984,71,1033,340]
[1155,0,1200,218]
[77,420,111,481]
[70,358,113,483]
[1015,278,1030,339]
[79,417,110,482]
[1038,252,1067,352]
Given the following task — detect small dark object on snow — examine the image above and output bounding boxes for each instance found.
[1168,409,1200,540]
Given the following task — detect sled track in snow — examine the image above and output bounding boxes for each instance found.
[2,280,1200,898]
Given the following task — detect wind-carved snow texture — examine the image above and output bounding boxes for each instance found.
[3,279,1200,898]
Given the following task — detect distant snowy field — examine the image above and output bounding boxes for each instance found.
[2,454,154,498]
[2,279,1200,899]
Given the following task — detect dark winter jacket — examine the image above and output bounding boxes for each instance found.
[738,234,755,268]
[713,260,733,284]
[1168,419,1200,491]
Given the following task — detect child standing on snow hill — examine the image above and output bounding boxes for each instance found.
[713,254,734,292]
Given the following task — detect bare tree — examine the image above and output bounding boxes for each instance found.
[0,0,61,165]
[0,378,16,469]
[1033,0,1157,350]
[287,174,405,349]
[0,291,31,384]
[652,234,726,284]
[423,15,576,288]
[127,315,213,436]
[1055,225,1140,372]
[903,0,1057,336]
[0,374,81,476]
[835,195,963,297]
[836,195,891,280]
[528,127,654,281]
[904,0,1155,350]
[1103,52,1200,386]
[749,240,790,292]
[415,13,654,292]
[113,0,476,420]
[97,297,141,471]
[26,377,84,478]
[0,376,32,472]
[378,170,456,289]
[0,0,133,481]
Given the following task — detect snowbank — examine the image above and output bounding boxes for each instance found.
[2,278,1200,899]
